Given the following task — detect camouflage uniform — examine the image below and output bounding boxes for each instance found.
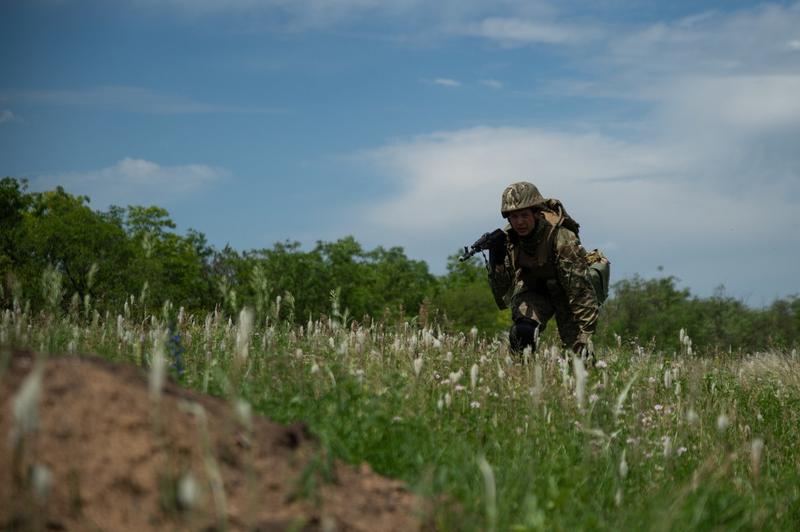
[489,182,601,353]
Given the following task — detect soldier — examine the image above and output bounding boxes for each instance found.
[487,181,609,358]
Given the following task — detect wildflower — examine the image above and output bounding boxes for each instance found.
[470,364,479,389]
[654,404,664,413]
[596,360,608,369]
[470,401,481,409]
[168,328,185,377]
[470,327,478,339]
[589,393,599,404]
[454,384,466,392]
[677,446,688,456]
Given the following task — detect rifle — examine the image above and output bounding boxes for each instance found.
[458,228,506,262]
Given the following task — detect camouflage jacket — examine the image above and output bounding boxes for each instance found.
[488,207,599,337]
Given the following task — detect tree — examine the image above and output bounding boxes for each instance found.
[22,187,135,309]
[0,178,32,303]
[430,254,508,334]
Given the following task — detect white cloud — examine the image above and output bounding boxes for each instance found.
[655,74,800,132]
[0,109,16,123]
[480,79,504,89]
[129,0,586,42]
[32,158,228,208]
[354,117,799,297]
[457,16,594,45]
[604,3,800,81]
[432,78,461,87]
[2,86,279,115]
[134,0,421,29]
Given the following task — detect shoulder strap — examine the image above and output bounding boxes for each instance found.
[540,199,580,235]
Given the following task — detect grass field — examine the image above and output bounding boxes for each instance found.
[3,297,799,530]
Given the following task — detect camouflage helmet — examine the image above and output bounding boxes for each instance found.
[500,181,545,217]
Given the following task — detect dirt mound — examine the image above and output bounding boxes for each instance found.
[0,350,424,531]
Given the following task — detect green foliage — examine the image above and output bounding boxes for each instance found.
[431,254,508,334]
[598,276,800,351]
[0,177,798,349]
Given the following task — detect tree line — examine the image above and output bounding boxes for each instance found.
[1,177,798,351]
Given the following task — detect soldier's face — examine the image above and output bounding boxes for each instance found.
[508,209,535,236]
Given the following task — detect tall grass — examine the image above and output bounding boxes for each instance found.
[2,291,799,530]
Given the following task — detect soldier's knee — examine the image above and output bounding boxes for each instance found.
[509,318,540,354]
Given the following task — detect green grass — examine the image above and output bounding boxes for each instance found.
[3,303,800,531]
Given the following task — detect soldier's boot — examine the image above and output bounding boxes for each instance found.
[509,318,540,355]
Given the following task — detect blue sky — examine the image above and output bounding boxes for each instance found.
[2,0,799,305]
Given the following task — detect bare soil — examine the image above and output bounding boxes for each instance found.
[0,349,425,531]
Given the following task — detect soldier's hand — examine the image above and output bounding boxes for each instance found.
[488,240,506,266]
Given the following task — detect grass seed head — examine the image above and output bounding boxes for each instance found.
[149,329,167,401]
[573,355,587,409]
[619,449,629,479]
[11,362,44,446]
[751,438,764,478]
[31,464,53,502]
[413,356,424,378]
[716,413,730,433]
[178,473,200,510]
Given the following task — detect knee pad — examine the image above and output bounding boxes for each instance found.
[509,319,540,354]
